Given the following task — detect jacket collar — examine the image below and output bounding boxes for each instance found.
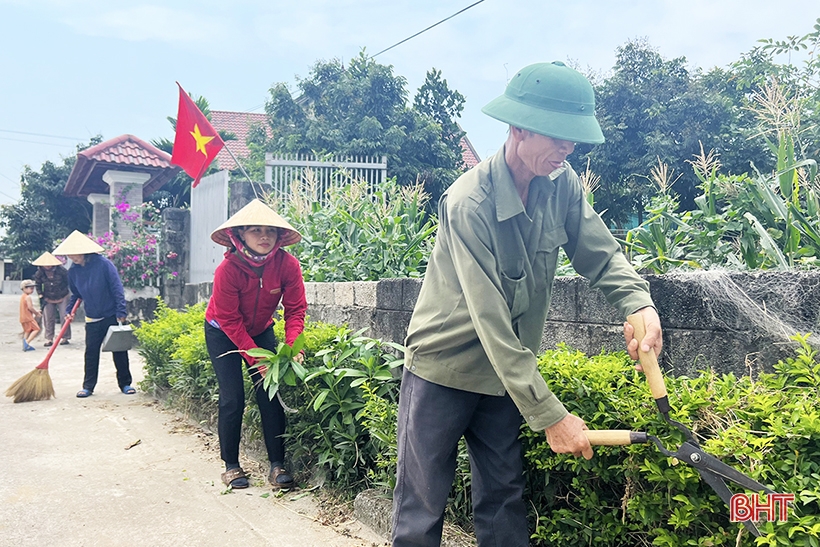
[490,146,564,223]
[224,248,279,273]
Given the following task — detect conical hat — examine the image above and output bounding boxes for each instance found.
[31,251,63,266]
[211,199,301,247]
[52,230,105,255]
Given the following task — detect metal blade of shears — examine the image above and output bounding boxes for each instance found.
[695,466,764,537]
[674,442,773,494]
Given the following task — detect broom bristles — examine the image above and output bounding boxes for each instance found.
[5,368,55,403]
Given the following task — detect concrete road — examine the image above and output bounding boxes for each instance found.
[0,294,387,547]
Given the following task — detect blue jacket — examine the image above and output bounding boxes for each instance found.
[66,254,127,319]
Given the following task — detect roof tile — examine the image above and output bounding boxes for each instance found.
[210,110,269,170]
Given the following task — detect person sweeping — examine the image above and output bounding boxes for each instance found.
[53,230,135,398]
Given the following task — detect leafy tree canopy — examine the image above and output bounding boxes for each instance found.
[0,139,96,267]
[262,50,466,205]
[578,39,739,228]
[583,20,820,229]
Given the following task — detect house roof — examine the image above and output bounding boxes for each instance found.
[64,134,180,197]
[460,135,480,169]
[210,110,269,170]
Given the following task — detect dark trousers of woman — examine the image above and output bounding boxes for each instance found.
[391,370,529,547]
[42,295,70,342]
[83,316,131,392]
[204,322,286,465]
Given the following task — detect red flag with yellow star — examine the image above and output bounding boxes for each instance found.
[171,83,225,188]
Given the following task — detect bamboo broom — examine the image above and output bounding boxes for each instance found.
[5,299,81,403]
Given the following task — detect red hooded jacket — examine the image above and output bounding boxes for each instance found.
[205,246,306,356]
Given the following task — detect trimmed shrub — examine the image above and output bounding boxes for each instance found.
[135,304,820,545]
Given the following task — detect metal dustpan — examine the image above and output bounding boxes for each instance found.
[101,322,137,352]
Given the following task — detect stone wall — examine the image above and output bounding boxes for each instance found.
[160,207,191,310]
[303,271,820,378]
[184,271,820,378]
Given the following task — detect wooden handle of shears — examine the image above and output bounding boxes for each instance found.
[584,430,648,446]
[626,313,670,415]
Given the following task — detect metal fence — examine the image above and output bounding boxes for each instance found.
[265,153,387,205]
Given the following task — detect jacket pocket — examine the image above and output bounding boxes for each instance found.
[534,225,568,293]
[500,267,529,320]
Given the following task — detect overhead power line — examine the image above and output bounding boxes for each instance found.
[0,136,80,147]
[372,0,487,58]
[0,129,84,141]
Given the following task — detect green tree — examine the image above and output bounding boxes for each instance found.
[263,51,467,206]
[0,140,96,266]
[580,39,737,228]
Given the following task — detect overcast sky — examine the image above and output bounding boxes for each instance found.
[1,0,817,206]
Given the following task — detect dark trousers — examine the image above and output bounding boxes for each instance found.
[42,296,70,342]
[204,322,286,465]
[392,371,528,547]
[83,316,131,392]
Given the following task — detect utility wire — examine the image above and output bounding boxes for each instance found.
[372,0,486,58]
[0,136,80,147]
[0,129,84,140]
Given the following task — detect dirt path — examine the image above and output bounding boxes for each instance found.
[0,293,387,547]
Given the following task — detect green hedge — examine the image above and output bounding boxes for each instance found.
[135,302,820,546]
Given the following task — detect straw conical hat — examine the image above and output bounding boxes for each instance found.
[52,230,105,255]
[211,199,301,247]
[31,251,63,267]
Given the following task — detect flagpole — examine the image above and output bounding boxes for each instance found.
[221,144,264,199]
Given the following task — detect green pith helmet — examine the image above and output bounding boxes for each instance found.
[481,61,604,145]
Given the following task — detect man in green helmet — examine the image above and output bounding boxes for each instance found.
[391,62,663,546]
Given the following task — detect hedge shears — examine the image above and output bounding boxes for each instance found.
[584,314,774,537]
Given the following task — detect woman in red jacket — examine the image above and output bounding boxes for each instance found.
[205,199,307,490]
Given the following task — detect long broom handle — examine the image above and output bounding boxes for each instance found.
[36,299,82,370]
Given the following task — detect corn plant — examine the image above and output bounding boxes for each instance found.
[626,80,820,272]
[279,175,437,281]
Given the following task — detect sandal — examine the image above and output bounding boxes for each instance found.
[76,389,92,398]
[221,467,249,489]
[269,466,294,490]
[122,385,136,395]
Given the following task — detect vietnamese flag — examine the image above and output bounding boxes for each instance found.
[171,83,225,188]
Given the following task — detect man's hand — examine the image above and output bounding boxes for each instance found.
[117,317,127,324]
[623,306,662,367]
[544,413,592,460]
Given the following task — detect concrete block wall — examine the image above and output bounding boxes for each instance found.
[183,271,820,378]
[301,271,820,378]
